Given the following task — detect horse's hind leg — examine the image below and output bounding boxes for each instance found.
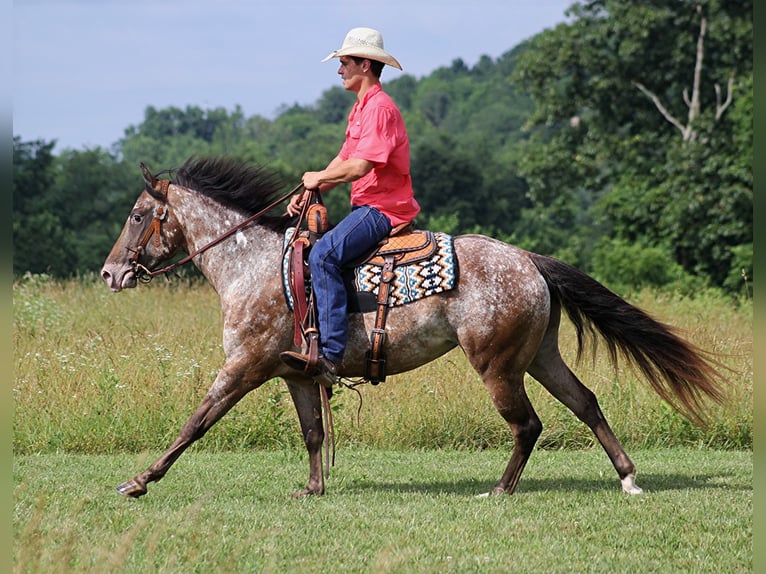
[481,370,543,495]
[527,325,643,494]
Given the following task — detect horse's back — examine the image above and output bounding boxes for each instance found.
[355,233,551,375]
[452,234,550,314]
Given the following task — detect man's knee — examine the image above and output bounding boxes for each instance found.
[309,238,336,270]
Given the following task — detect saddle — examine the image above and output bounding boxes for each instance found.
[285,199,439,385]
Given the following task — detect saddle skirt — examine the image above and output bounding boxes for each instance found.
[281,226,458,312]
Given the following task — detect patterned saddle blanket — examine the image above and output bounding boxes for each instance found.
[281,227,458,313]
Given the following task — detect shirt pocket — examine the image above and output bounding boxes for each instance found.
[347,122,362,141]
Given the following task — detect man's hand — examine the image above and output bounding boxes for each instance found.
[286,191,305,217]
[302,171,323,191]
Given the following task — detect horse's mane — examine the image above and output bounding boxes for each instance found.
[172,156,293,232]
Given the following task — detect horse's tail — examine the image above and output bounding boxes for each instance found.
[529,252,727,425]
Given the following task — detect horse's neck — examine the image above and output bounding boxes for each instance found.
[173,188,284,294]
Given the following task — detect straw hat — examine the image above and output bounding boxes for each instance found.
[321,27,402,70]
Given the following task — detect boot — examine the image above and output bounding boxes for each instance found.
[280,351,338,387]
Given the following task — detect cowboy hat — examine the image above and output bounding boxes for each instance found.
[321,27,402,70]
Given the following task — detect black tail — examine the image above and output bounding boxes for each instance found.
[529,253,726,425]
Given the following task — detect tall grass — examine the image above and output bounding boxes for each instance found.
[13,274,752,455]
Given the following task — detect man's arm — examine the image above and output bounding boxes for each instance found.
[304,156,374,190]
[287,156,374,216]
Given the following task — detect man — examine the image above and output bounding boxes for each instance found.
[280,27,420,384]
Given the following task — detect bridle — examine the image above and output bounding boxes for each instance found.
[127,178,171,280]
[129,174,304,282]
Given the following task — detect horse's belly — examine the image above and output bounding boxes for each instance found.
[343,297,458,375]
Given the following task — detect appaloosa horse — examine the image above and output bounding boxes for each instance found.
[101,156,725,498]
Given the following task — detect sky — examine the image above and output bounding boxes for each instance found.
[13,0,574,152]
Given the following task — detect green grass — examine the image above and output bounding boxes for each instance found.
[14,448,751,573]
[13,275,752,571]
[13,275,752,454]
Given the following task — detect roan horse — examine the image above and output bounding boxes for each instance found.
[101,156,726,498]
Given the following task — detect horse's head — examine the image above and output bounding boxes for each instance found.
[101,163,184,292]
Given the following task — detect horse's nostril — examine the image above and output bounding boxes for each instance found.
[101,269,111,282]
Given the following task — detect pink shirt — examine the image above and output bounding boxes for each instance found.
[339,84,420,226]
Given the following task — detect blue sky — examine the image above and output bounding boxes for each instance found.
[13,0,573,151]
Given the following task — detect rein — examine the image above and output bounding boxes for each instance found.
[135,180,304,280]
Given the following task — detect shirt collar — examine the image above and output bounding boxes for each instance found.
[355,83,382,113]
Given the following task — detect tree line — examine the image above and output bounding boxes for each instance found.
[13,0,752,296]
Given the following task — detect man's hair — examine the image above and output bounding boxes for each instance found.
[351,56,384,78]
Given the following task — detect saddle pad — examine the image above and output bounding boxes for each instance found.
[281,227,458,311]
[353,232,457,306]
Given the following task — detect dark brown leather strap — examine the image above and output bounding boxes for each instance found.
[148,182,304,278]
[306,328,320,374]
[290,238,309,347]
[366,255,395,383]
[320,384,335,478]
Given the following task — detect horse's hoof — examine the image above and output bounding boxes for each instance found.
[476,486,507,498]
[621,473,643,495]
[116,478,147,498]
[291,487,324,498]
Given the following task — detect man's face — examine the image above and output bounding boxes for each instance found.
[337,56,366,92]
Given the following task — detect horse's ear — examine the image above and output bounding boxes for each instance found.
[140,162,156,190]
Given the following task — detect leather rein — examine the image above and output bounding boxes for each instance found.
[131,178,304,281]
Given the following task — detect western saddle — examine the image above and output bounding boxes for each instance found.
[285,192,438,384]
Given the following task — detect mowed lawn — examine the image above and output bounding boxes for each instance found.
[14,279,752,572]
[14,447,751,573]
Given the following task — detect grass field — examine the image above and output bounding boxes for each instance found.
[14,448,751,573]
[13,275,753,572]
[13,275,752,453]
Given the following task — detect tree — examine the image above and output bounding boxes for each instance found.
[632,4,737,142]
[412,133,485,229]
[511,0,751,288]
[12,138,74,275]
[53,148,137,271]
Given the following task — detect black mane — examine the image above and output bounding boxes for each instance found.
[172,156,293,232]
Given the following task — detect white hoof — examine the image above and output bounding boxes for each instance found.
[621,473,643,495]
[475,492,490,498]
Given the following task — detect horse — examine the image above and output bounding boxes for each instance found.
[101,155,726,499]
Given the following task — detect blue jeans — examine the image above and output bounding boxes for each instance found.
[309,206,392,364]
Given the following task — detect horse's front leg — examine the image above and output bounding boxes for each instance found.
[284,379,325,496]
[117,358,262,498]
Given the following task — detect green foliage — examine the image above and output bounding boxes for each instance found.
[512,0,752,291]
[722,242,753,297]
[590,237,705,295]
[13,138,139,275]
[12,0,752,294]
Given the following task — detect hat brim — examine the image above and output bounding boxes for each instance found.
[321,47,402,71]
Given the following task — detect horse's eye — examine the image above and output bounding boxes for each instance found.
[131,213,143,224]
